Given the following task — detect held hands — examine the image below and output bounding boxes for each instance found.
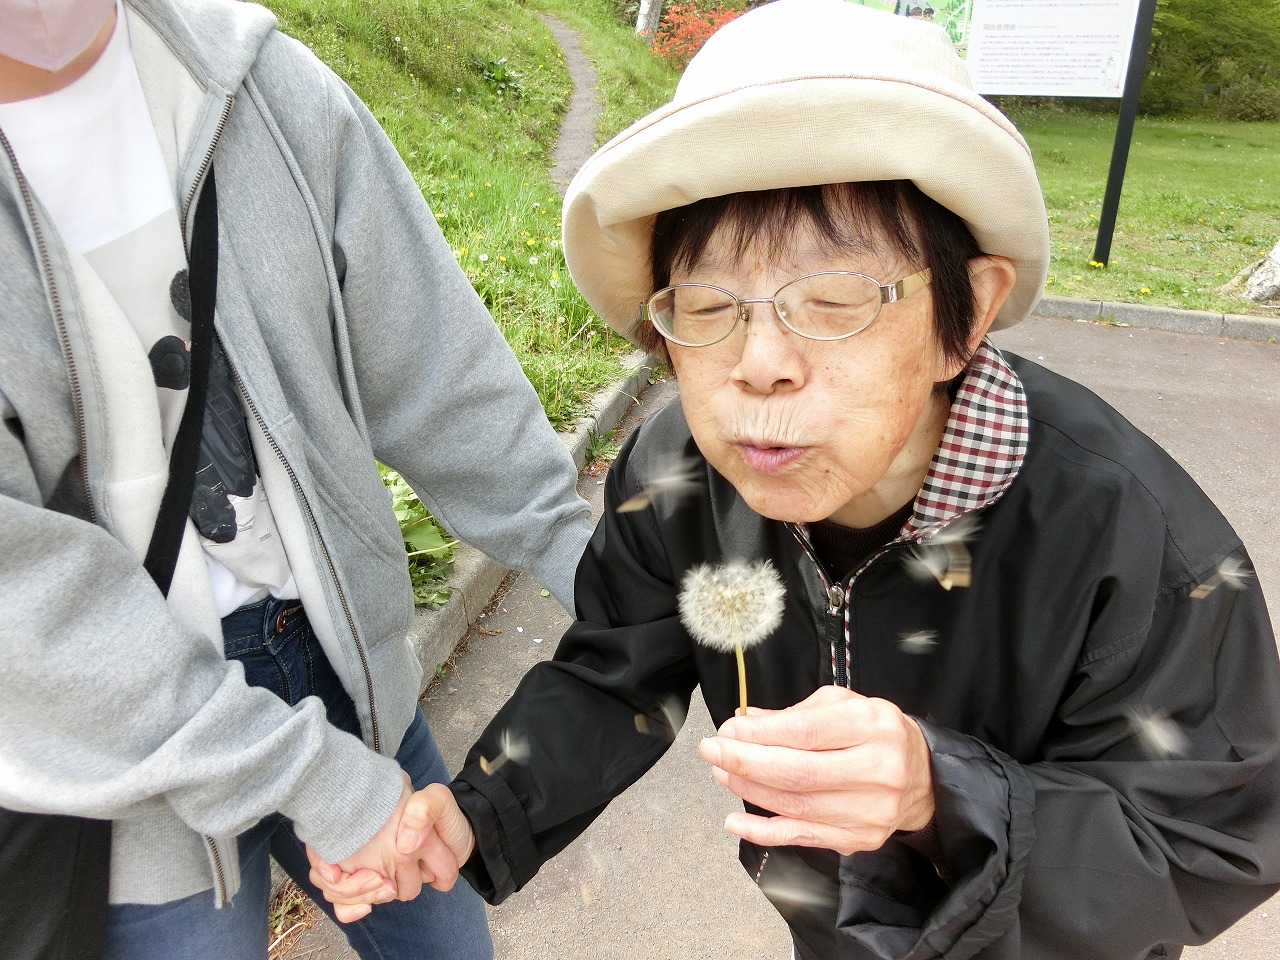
[306,775,476,922]
[698,685,935,855]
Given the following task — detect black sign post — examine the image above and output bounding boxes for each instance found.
[1091,0,1159,266]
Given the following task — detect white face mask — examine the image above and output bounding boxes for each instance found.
[0,0,117,72]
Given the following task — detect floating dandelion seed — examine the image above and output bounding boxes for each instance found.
[1129,709,1189,759]
[616,458,703,513]
[898,630,939,655]
[756,855,838,910]
[633,695,688,741]
[904,516,980,591]
[1190,556,1252,599]
[679,560,786,715]
[641,797,672,817]
[479,729,530,774]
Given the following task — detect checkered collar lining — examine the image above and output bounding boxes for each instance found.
[903,338,1028,537]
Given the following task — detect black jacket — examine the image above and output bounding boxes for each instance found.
[453,352,1280,959]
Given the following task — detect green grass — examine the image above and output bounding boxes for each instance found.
[1000,102,1280,315]
[260,0,678,429]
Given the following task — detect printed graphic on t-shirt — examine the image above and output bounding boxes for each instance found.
[156,268,268,550]
[190,343,259,544]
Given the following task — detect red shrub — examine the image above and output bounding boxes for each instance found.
[648,3,746,68]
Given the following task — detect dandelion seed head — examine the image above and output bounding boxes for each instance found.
[1129,709,1189,759]
[678,560,785,653]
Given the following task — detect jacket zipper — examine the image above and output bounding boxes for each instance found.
[180,94,234,247]
[180,93,236,908]
[0,129,95,525]
[787,524,850,687]
[789,524,922,690]
[227,360,383,754]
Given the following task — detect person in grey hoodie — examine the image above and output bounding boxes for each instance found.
[0,0,593,957]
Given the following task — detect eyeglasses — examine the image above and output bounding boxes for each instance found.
[643,268,932,347]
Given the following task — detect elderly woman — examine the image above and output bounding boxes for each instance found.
[315,2,1280,956]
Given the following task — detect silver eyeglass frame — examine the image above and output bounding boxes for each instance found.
[642,267,933,347]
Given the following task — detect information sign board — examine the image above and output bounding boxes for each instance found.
[849,0,1142,98]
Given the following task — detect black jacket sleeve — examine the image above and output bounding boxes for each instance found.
[452,427,701,903]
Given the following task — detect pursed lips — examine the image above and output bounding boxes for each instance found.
[736,440,809,474]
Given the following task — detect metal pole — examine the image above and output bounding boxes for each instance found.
[1092,0,1158,266]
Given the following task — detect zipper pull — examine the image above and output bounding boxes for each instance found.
[826,583,844,616]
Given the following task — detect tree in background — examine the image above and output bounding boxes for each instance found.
[1144,0,1280,118]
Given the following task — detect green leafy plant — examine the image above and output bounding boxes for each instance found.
[585,427,622,464]
[379,464,456,608]
[468,53,525,99]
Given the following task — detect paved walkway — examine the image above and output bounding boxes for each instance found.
[283,16,1280,960]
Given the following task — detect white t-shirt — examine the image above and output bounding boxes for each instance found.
[0,3,296,616]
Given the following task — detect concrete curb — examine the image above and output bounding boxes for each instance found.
[405,351,658,688]
[1034,294,1280,342]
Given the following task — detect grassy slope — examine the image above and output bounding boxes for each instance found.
[259,0,678,430]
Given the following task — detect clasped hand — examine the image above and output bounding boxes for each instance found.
[306,773,476,922]
[698,685,935,855]
[310,686,932,919]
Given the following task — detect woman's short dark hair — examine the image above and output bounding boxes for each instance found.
[645,181,984,371]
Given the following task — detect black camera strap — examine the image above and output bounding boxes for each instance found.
[142,166,218,596]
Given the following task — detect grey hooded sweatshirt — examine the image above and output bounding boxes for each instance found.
[0,0,591,905]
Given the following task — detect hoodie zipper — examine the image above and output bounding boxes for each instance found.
[181,95,380,750]
[227,360,383,754]
[180,95,234,247]
[181,93,236,908]
[0,129,96,525]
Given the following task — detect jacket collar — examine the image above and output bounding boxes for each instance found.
[903,337,1028,537]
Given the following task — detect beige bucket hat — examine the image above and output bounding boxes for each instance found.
[562,0,1049,341]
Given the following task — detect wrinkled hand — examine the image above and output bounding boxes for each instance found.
[698,685,934,855]
[306,776,475,923]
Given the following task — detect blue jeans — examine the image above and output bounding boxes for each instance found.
[103,596,493,960]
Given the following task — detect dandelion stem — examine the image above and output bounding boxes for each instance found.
[735,643,747,716]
